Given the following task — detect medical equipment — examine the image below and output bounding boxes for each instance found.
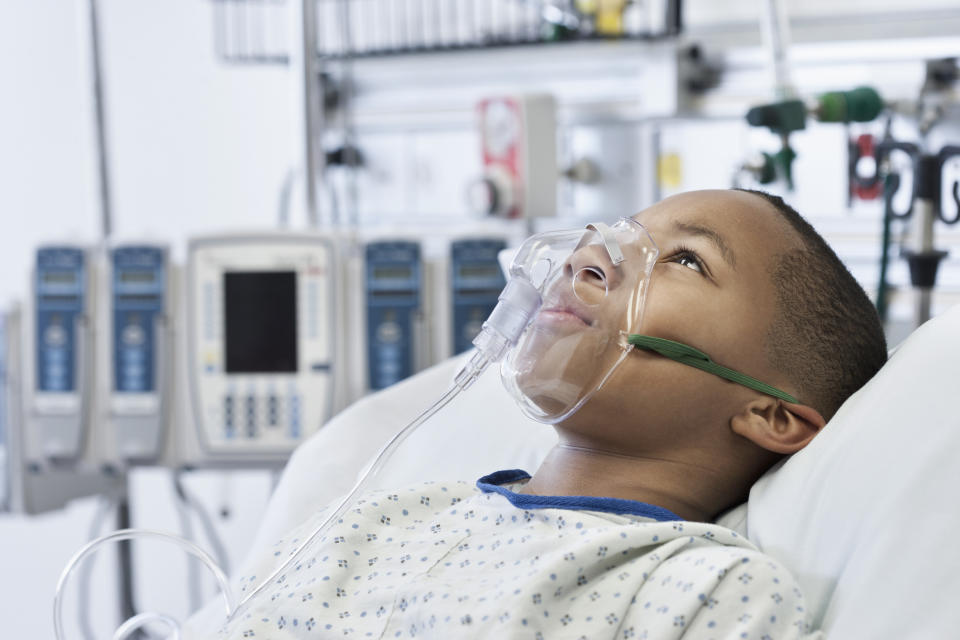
[173,233,344,467]
[474,94,557,218]
[872,141,960,325]
[450,238,507,355]
[105,244,171,463]
[857,59,960,326]
[11,255,121,515]
[365,240,423,390]
[741,87,885,189]
[27,246,92,462]
[215,0,682,63]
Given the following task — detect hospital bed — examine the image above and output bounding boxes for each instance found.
[239,303,960,639]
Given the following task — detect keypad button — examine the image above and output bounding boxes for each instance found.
[44,325,67,347]
[121,324,145,346]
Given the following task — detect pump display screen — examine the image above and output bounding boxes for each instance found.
[42,272,77,285]
[119,271,156,284]
[224,271,298,373]
[373,266,413,280]
[458,265,501,279]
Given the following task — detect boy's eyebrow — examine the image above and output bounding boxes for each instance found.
[672,221,737,269]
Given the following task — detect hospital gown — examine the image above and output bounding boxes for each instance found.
[211,470,821,639]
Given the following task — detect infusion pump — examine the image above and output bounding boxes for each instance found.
[24,246,93,462]
[172,233,345,467]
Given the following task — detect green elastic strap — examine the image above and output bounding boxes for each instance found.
[626,334,799,404]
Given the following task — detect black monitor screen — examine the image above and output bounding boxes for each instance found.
[224,271,298,373]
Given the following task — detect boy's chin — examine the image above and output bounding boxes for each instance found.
[513,379,581,417]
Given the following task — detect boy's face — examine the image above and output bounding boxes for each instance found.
[555,190,803,452]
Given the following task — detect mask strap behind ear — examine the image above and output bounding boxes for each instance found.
[626,335,799,404]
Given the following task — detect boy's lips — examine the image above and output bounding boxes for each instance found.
[538,301,593,327]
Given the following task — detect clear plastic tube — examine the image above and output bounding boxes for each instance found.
[112,612,181,640]
[53,528,235,640]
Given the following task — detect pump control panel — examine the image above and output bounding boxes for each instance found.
[365,241,422,390]
[450,239,506,355]
[183,234,338,463]
[33,247,88,459]
[110,245,168,461]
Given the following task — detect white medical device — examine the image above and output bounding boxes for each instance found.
[174,233,343,467]
[475,94,558,219]
[24,246,93,462]
[101,244,171,464]
[11,253,120,514]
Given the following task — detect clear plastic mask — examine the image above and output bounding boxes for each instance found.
[500,218,659,423]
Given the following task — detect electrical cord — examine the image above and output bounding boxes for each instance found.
[78,492,120,640]
[171,471,201,614]
[173,471,232,592]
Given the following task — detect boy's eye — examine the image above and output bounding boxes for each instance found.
[670,250,704,274]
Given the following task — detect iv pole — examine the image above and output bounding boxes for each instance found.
[84,0,139,631]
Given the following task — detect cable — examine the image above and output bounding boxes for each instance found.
[173,471,232,592]
[276,166,298,228]
[78,493,119,640]
[171,471,202,614]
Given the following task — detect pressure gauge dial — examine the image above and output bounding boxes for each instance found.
[482,99,520,159]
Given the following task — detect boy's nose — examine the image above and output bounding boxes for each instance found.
[566,244,621,305]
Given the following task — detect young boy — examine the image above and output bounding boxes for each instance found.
[204,189,887,639]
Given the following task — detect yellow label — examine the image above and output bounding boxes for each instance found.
[596,0,626,35]
[658,153,683,189]
[575,0,598,14]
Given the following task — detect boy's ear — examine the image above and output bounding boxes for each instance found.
[729,398,826,455]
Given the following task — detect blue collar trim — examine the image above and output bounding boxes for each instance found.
[476,469,684,522]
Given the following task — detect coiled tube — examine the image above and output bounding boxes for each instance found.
[53,528,235,640]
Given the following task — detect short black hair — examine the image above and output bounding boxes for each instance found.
[736,189,887,420]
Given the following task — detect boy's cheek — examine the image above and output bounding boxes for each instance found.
[639,287,708,343]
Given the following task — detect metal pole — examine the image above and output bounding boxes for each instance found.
[338,0,358,228]
[760,0,795,100]
[911,198,936,326]
[296,0,323,228]
[87,0,113,240]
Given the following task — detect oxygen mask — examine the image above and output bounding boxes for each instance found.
[464,218,659,423]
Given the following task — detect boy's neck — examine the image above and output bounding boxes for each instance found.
[519,440,740,523]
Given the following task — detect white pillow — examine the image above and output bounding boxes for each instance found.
[748,303,960,638]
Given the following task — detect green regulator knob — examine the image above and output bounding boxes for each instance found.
[817,86,884,123]
[745,99,807,134]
